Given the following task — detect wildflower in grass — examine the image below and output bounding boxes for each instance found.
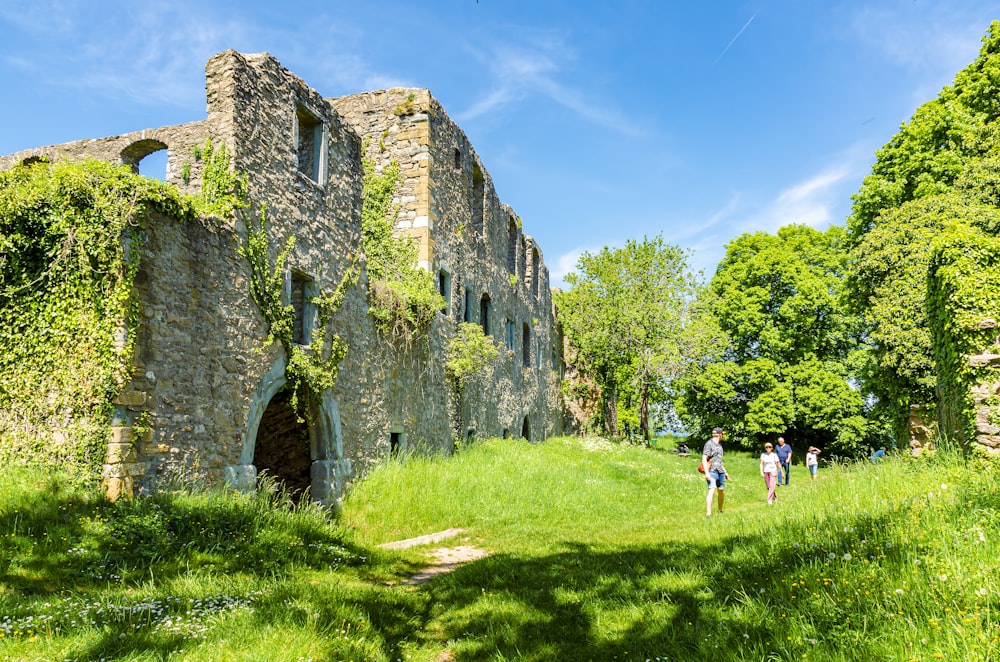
[843,553,852,561]
[895,589,905,595]
[939,574,947,581]
[979,588,988,596]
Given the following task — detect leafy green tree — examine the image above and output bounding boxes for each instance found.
[676,225,868,456]
[845,21,1000,441]
[555,236,714,442]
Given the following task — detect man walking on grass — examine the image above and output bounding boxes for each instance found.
[775,436,792,485]
[702,427,729,518]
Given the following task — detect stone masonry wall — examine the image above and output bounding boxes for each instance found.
[1,50,564,504]
[332,90,563,445]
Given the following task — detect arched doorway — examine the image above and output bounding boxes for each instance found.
[521,415,531,441]
[252,388,312,500]
[233,357,351,507]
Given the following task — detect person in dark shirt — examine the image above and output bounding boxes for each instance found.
[775,436,792,485]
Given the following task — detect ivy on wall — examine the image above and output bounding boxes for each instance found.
[361,156,444,339]
[239,206,356,415]
[928,219,1000,447]
[445,322,501,443]
[0,158,197,481]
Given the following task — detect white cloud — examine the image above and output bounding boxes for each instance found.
[761,166,851,231]
[454,35,643,137]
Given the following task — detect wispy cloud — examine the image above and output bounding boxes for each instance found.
[762,166,851,230]
[683,148,873,277]
[455,35,643,137]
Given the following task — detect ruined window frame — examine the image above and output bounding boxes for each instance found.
[437,266,452,315]
[294,102,328,185]
[287,270,317,346]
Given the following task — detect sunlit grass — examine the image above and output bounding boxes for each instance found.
[1,437,997,660]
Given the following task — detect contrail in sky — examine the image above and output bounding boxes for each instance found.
[714,14,756,65]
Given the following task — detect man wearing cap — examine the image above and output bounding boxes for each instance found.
[702,427,730,517]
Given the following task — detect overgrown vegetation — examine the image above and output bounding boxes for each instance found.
[2,440,996,660]
[445,322,501,441]
[0,158,197,480]
[361,155,444,339]
[239,207,355,415]
[845,20,1000,446]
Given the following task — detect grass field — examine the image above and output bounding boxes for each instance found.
[1,437,997,661]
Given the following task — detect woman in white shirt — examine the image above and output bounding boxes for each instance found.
[759,442,782,504]
[806,446,821,480]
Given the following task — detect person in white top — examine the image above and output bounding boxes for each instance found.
[759,442,782,504]
[806,446,821,480]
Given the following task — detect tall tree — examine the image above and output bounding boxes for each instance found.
[556,236,714,442]
[845,21,1000,440]
[676,225,868,456]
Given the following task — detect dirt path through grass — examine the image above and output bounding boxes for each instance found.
[378,527,490,585]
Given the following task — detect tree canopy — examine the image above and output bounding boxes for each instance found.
[555,236,716,442]
[676,225,868,455]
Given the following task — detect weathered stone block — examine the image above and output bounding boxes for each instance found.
[114,391,148,406]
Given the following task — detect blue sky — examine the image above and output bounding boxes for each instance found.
[1,1,998,284]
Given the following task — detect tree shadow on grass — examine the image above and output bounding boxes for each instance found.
[375,508,920,661]
[0,485,370,595]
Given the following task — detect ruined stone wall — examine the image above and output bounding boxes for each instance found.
[332,89,564,444]
[2,50,564,505]
[0,121,210,197]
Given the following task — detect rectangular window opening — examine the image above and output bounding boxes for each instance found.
[522,323,531,367]
[290,272,312,345]
[438,269,452,314]
[296,104,325,183]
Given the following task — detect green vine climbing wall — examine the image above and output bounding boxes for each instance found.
[0,158,197,481]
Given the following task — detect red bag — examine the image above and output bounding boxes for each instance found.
[697,464,705,474]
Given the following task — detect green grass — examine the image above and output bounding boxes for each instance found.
[1,438,997,661]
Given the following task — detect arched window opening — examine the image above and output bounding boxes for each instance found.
[472,164,485,235]
[521,416,531,441]
[121,139,169,180]
[506,217,518,275]
[253,388,312,501]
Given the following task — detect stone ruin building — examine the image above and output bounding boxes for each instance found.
[0,50,565,505]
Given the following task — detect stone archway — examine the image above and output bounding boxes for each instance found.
[226,356,353,507]
[253,388,312,499]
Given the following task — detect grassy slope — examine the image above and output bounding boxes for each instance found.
[1,438,997,661]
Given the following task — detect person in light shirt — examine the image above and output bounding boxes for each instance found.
[759,442,783,504]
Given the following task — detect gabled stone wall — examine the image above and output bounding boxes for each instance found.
[1,50,564,505]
